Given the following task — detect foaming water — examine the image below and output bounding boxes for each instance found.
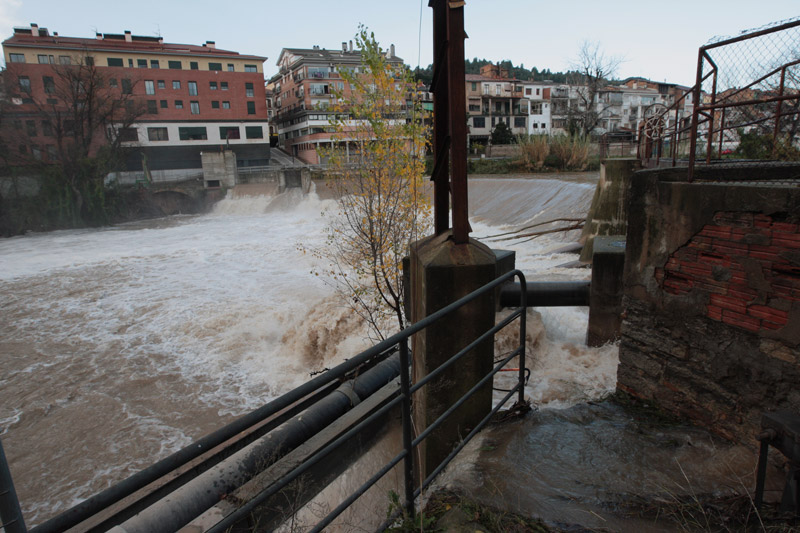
[0,173,614,525]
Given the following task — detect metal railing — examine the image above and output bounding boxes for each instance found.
[207,269,528,532]
[638,17,800,180]
[0,269,527,532]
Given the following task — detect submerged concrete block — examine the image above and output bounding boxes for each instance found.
[588,235,626,347]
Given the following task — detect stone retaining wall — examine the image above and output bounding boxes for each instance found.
[618,164,800,442]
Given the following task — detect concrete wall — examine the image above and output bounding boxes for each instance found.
[201,150,238,188]
[618,164,800,442]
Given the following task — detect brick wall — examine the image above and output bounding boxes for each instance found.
[618,165,800,442]
[654,212,799,334]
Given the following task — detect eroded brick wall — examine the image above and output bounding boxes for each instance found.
[618,167,800,442]
[655,212,799,334]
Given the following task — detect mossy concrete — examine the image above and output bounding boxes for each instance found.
[580,158,641,262]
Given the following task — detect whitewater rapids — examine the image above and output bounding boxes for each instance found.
[0,173,616,525]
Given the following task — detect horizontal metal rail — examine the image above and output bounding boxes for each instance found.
[28,347,395,533]
[207,269,527,532]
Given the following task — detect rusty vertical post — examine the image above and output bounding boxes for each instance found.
[687,47,705,182]
[430,0,450,235]
[773,65,787,158]
[705,62,718,164]
[446,1,469,244]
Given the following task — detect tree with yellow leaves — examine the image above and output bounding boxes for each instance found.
[315,27,431,340]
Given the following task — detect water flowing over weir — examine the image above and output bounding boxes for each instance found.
[0,173,615,526]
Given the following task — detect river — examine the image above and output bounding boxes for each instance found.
[0,173,616,526]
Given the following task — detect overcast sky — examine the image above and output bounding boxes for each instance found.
[1,1,797,86]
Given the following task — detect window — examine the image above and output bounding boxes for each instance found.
[145,80,155,95]
[472,117,485,128]
[221,82,228,90]
[208,62,222,71]
[137,59,147,68]
[514,117,526,128]
[85,56,94,66]
[525,88,532,96]
[157,80,165,89]
[244,64,257,72]
[13,120,21,130]
[172,80,181,89]
[219,126,240,139]
[9,53,25,63]
[58,55,71,65]
[190,101,200,114]
[147,127,169,141]
[42,121,53,136]
[245,126,263,139]
[247,101,256,115]
[188,81,198,96]
[211,101,220,109]
[541,123,547,129]
[471,82,477,91]
[491,117,496,127]
[147,100,158,114]
[122,79,132,94]
[118,128,138,142]
[222,101,230,109]
[18,145,27,155]
[150,60,160,69]
[38,54,53,64]
[109,78,118,88]
[179,126,207,140]
[19,77,31,92]
[107,57,124,67]
[160,99,168,108]
[31,145,41,159]
[43,76,54,94]
[46,98,57,105]
[245,82,254,97]
[46,145,56,159]
[190,61,198,70]
[209,81,217,90]
[227,64,234,72]
[167,60,182,69]
[536,88,540,96]
[128,58,133,68]
[26,120,37,136]
[175,100,183,109]
[533,123,539,129]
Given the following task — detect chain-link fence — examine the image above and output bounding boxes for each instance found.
[639,17,800,180]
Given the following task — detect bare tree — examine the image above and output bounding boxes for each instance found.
[1,54,145,224]
[567,40,623,136]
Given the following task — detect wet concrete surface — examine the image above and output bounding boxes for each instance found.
[430,400,780,532]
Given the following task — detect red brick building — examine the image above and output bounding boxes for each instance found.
[2,23,270,178]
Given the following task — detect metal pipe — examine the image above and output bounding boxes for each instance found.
[111,355,402,533]
[499,281,590,308]
[0,439,27,533]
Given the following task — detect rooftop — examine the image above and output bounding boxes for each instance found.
[3,23,266,61]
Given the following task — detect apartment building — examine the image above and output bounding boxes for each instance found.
[2,23,270,177]
[270,42,404,164]
[466,64,528,144]
[522,81,552,135]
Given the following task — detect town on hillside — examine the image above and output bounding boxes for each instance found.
[2,22,699,175]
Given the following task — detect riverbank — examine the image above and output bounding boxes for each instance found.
[419,396,791,532]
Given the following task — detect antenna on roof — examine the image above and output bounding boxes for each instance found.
[155,24,161,37]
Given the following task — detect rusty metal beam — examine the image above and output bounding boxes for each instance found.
[430,0,450,236]
[446,1,469,244]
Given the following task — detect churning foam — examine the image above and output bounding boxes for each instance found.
[0,174,616,525]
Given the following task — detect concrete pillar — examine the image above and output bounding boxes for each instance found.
[579,158,641,262]
[587,235,626,347]
[201,150,238,188]
[409,230,497,481]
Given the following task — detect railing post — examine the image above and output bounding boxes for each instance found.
[398,339,415,519]
[517,273,527,405]
[0,439,26,533]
